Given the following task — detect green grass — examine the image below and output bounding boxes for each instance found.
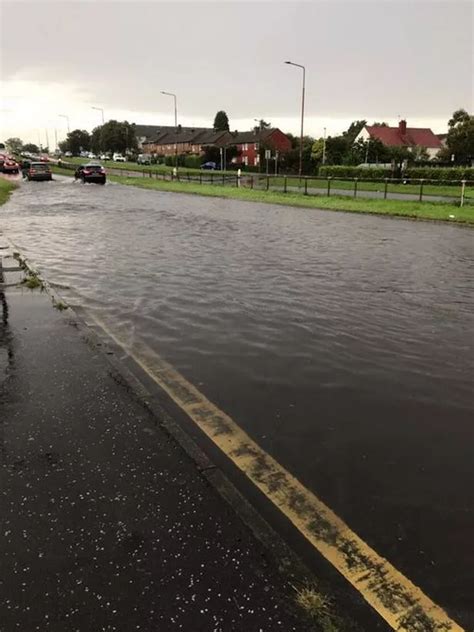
[108,174,474,224]
[0,178,18,205]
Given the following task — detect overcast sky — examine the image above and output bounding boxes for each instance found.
[1,0,472,146]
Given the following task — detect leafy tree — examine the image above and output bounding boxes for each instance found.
[64,129,91,155]
[253,119,271,132]
[445,108,473,165]
[5,137,23,155]
[23,143,40,153]
[58,140,69,153]
[411,145,430,162]
[342,120,367,144]
[90,126,102,154]
[98,120,137,153]
[213,111,230,132]
[279,134,316,174]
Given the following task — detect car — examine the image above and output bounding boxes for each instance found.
[2,156,19,174]
[201,161,217,170]
[113,153,126,162]
[137,154,151,165]
[22,161,52,181]
[99,154,109,161]
[74,163,106,184]
[65,151,73,157]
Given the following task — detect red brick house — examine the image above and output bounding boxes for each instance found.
[355,120,443,158]
[143,127,231,156]
[229,128,292,167]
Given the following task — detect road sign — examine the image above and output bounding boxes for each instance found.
[265,149,271,159]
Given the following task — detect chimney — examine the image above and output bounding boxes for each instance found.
[399,119,407,135]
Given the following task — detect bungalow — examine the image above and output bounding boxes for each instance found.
[355,120,443,158]
[229,128,292,167]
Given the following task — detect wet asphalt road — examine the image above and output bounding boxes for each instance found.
[2,177,474,627]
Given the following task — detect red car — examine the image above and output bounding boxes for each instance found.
[1,155,19,174]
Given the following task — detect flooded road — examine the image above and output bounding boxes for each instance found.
[2,178,473,627]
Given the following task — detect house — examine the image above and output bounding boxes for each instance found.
[142,127,231,156]
[355,120,443,158]
[229,128,292,167]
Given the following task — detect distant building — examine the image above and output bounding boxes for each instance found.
[229,128,292,167]
[142,127,231,156]
[355,120,443,158]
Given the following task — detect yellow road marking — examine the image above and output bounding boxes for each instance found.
[91,313,463,632]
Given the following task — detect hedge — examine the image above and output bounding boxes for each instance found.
[404,167,474,181]
[318,166,392,179]
[318,165,474,182]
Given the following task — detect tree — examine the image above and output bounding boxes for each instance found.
[253,119,271,132]
[64,129,91,155]
[445,108,473,165]
[279,134,316,174]
[342,120,366,144]
[23,143,40,154]
[5,137,23,155]
[213,111,230,131]
[98,120,137,153]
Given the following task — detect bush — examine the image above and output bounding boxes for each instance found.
[318,165,392,179]
[404,167,474,182]
[183,155,202,169]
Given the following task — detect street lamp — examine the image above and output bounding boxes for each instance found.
[161,91,178,171]
[322,127,327,165]
[58,114,70,134]
[91,106,105,124]
[284,60,305,176]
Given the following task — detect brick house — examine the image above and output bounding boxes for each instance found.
[229,128,292,167]
[143,127,231,156]
[355,120,443,158]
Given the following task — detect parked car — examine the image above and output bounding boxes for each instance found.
[22,161,52,181]
[113,153,126,162]
[1,156,19,174]
[99,154,109,161]
[65,151,73,157]
[74,163,106,184]
[201,161,217,170]
[137,154,151,165]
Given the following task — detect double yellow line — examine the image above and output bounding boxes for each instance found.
[92,313,463,632]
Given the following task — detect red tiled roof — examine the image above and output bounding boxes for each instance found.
[365,125,443,149]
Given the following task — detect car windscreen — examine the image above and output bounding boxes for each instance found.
[84,165,103,172]
[31,163,50,171]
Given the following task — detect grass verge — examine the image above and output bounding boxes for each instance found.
[108,174,474,224]
[0,178,18,205]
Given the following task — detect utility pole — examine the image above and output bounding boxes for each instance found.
[91,106,105,124]
[284,61,306,176]
[58,114,70,134]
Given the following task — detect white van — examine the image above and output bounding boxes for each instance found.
[113,153,126,162]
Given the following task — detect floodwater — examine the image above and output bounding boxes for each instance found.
[2,177,474,626]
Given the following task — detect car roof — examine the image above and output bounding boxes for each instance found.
[83,163,103,167]
[31,162,49,165]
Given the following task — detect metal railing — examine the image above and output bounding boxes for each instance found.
[56,162,473,206]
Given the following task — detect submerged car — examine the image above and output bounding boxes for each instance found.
[22,161,52,181]
[74,163,106,184]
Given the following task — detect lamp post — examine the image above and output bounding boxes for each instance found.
[322,127,327,165]
[58,114,70,134]
[161,91,178,172]
[284,60,305,176]
[91,106,105,124]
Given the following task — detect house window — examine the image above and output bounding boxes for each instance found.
[243,156,248,166]
[243,143,248,151]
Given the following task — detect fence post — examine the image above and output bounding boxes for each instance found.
[222,172,225,185]
[327,177,331,197]
[284,176,287,193]
[419,179,424,202]
[235,175,238,188]
[353,178,358,198]
[250,175,254,189]
[304,178,308,195]
[266,175,270,191]
[199,172,202,184]
[384,179,388,199]
[211,173,213,184]
[460,180,466,207]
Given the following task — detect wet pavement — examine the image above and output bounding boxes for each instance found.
[1,178,474,628]
[0,289,310,632]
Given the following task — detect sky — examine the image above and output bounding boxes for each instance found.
[1,0,473,146]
